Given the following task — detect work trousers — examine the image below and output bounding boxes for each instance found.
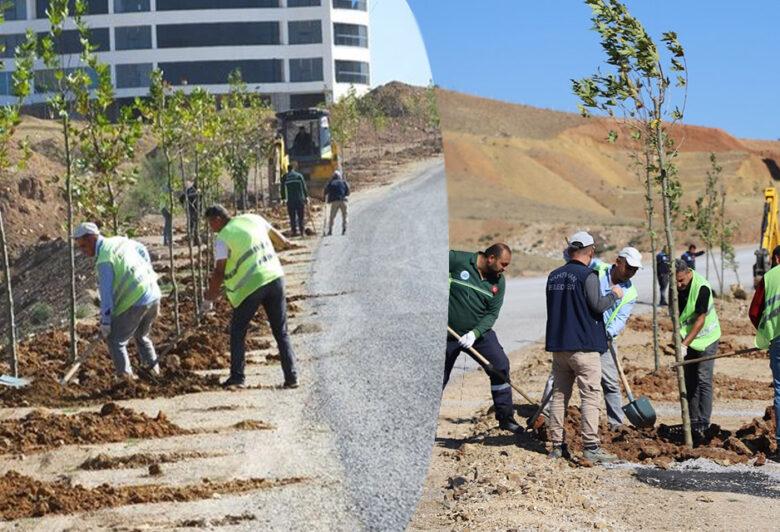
[684,340,718,426]
[107,300,160,376]
[549,351,602,448]
[328,200,348,235]
[161,208,172,247]
[770,337,780,447]
[230,277,297,384]
[287,199,305,236]
[541,347,623,427]
[657,273,670,305]
[187,210,199,245]
[443,330,514,422]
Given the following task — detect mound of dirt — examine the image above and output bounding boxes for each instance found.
[537,405,777,468]
[80,451,220,471]
[0,403,189,455]
[626,366,773,402]
[0,470,305,521]
[363,81,431,118]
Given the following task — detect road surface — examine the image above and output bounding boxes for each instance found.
[306,159,449,531]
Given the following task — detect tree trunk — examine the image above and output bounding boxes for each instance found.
[644,155,660,372]
[64,116,78,364]
[180,154,199,323]
[107,178,118,235]
[0,210,18,377]
[658,155,693,448]
[165,150,181,337]
[254,149,259,211]
[194,154,204,306]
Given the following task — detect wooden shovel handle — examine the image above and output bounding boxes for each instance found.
[446,326,535,404]
[60,337,102,385]
[669,347,762,368]
[608,340,635,402]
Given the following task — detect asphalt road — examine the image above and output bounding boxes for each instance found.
[305,160,448,531]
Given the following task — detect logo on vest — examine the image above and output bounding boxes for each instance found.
[491,285,498,294]
[460,270,470,281]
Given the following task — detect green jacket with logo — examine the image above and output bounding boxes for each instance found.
[448,250,505,338]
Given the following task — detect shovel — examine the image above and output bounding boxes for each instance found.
[447,326,535,404]
[0,374,30,388]
[670,347,761,368]
[608,340,656,428]
[60,336,103,385]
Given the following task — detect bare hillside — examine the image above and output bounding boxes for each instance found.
[438,89,780,275]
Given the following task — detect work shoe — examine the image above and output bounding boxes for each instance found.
[548,444,570,460]
[498,417,522,433]
[221,375,246,389]
[583,447,619,464]
[283,379,299,389]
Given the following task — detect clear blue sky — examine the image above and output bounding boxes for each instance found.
[407,0,778,140]
[370,0,432,88]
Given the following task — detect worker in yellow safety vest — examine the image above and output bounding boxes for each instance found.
[73,222,161,380]
[203,204,298,389]
[749,245,780,461]
[675,258,721,436]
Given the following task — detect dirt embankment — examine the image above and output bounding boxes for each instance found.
[0,470,305,521]
[0,403,189,455]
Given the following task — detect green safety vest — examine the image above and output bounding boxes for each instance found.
[96,237,158,318]
[218,214,284,308]
[595,263,638,328]
[679,270,721,350]
[756,266,780,348]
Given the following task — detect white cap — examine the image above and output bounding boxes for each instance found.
[618,246,643,268]
[72,222,100,239]
[568,231,594,249]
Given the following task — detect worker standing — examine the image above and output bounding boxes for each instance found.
[445,243,521,433]
[281,161,308,237]
[541,247,641,430]
[72,223,161,380]
[675,259,721,440]
[749,245,780,461]
[203,204,298,389]
[546,231,622,463]
[656,247,670,306]
[323,169,350,236]
[681,244,705,270]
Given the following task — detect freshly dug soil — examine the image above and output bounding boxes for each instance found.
[231,420,274,431]
[0,470,305,521]
[626,366,774,401]
[80,451,222,471]
[0,403,190,455]
[179,512,257,528]
[537,405,777,468]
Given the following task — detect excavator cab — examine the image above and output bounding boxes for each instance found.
[754,187,780,285]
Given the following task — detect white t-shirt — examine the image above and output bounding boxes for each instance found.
[214,216,272,264]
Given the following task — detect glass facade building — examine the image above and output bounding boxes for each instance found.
[0,0,371,110]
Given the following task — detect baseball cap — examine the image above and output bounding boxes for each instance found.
[618,246,643,268]
[72,222,100,239]
[568,231,595,249]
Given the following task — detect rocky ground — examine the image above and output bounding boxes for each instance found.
[411,296,780,530]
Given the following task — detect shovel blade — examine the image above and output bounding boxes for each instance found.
[622,396,656,428]
[0,374,30,388]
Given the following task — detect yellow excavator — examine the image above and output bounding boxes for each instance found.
[268,108,340,201]
[754,187,780,285]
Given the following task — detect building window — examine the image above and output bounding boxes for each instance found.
[288,0,319,6]
[289,57,323,82]
[159,59,284,85]
[36,0,108,18]
[290,93,325,108]
[157,0,278,9]
[288,20,321,45]
[115,26,152,50]
[335,60,369,84]
[116,63,152,88]
[114,0,149,12]
[333,23,367,47]
[157,22,280,48]
[0,72,11,95]
[332,0,366,10]
[0,34,27,59]
[3,0,26,20]
[36,28,110,54]
[34,67,98,93]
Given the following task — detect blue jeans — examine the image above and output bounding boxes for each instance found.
[770,338,780,447]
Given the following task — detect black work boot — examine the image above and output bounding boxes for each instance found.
[498,417,522,433]
[221,375,246,389]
